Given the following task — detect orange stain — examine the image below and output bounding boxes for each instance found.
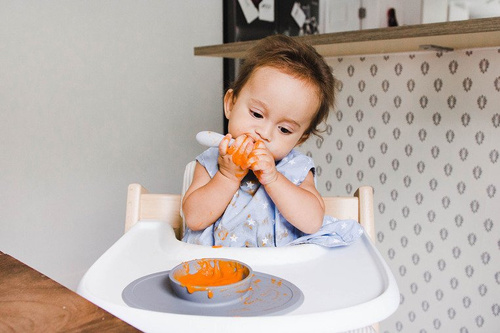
[231,149,249,168]
[227,140,264,170]
[236,286,252,294]
[217,229,228,240]
[227,144,236,155]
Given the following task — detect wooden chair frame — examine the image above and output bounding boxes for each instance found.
[125,161,375,242]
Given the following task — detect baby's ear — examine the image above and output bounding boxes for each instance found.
[223,89,235,119]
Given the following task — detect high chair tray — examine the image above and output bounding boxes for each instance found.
[77,221,399,333]
[122,270,304,316]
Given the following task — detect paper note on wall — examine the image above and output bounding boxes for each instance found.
[238,0,259,24]
[291,2,306,28]
[259,0,275,22]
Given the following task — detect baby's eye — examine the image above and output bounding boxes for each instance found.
[278,126,292,134]
[250,110,263,119]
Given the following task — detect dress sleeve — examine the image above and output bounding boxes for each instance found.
[196,147,219,178]
[276,150,315,186]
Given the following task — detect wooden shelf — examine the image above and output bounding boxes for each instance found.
[194,17,500,58]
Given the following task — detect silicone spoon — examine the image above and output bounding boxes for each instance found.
[196,131,234,147]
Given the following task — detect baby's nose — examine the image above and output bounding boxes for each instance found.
[255,125,272,142]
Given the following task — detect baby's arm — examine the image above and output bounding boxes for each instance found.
[182,162,239,231]
[249,142,324,234]
[265,171,325,234]
[182,135,254,231]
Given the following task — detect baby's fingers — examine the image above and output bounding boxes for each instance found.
[249,158,272,171]
[245,156,258,170]
[227,134,248,155]
[219,134,232,155]
[254,140,266,150]
[232,137,254,168]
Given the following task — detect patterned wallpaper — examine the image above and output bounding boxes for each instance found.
[300,47,499,332]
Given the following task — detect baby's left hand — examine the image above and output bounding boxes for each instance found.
[248,141,278,185]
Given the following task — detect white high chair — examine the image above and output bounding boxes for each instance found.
[78,162,398,333]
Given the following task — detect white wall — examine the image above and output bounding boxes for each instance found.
[422,0,448,23]
[378,0,422,27]
[0,0,222,289]
[319,0,423,33]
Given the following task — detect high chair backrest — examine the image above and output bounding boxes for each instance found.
[125,161,375,241]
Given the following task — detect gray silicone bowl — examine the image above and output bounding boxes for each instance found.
[168,258,253,304]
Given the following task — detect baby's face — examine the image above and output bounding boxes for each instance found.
[224,66,320,161]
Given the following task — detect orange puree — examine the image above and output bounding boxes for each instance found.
[229,146,249,168]
[227,140,264,170]
[175,259,249,298]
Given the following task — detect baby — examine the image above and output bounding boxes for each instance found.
[182,35,362,247]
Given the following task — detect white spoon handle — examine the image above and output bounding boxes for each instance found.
[196,131,233,147]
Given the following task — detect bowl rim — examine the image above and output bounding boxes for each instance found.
[168,257,253,289]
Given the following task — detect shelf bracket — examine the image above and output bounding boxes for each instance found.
[419,44,454,52]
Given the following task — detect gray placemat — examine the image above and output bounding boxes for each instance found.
[122,270,304,317]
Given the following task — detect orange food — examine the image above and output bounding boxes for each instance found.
[231,147,250,168]
[227,139,264,170]
[174,259,249,298]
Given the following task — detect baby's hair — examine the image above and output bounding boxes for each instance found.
[230,34,336,141]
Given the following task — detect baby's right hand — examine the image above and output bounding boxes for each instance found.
[218,134,254,182]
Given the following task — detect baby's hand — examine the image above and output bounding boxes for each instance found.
[248,141,278,185]
[218,134,254,182]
